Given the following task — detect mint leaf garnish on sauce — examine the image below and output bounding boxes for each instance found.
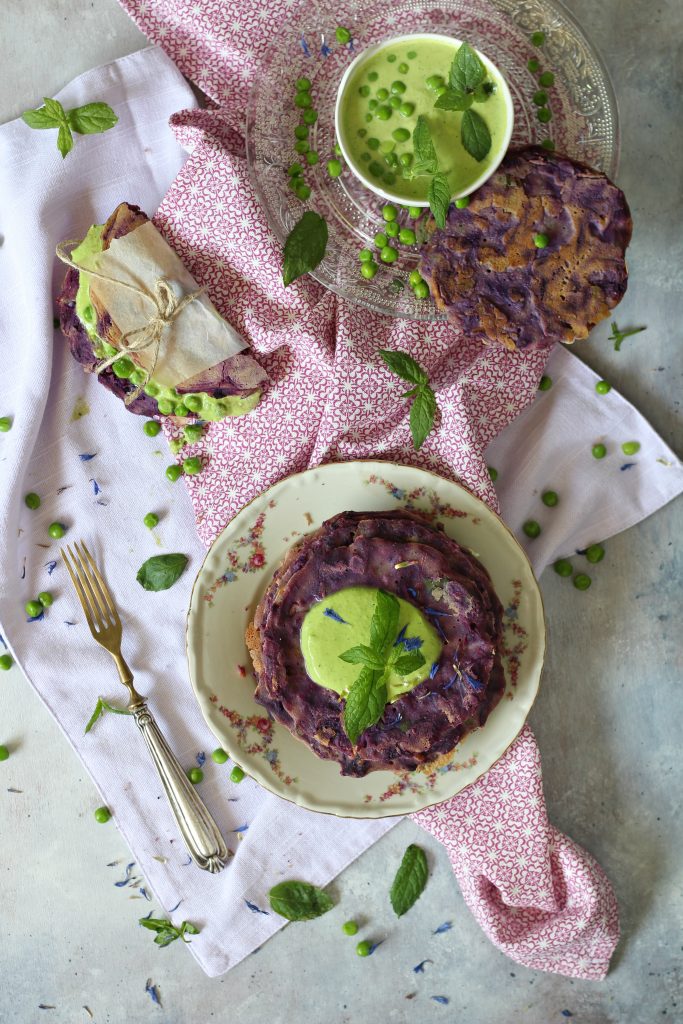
[379,349,438,451]
[390,844,429,917]
[268,880,334,920]
[21,98,118,159]
[340,590,426,744]
[282,211,328,287]
[136,553,188,592]
[449,40,487,94]
[461,108,492,162]
[434,42,493,162]
[411,114,439,176]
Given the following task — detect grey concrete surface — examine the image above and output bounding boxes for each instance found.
[1,1,681,1022]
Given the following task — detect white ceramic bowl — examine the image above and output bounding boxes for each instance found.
[334,32,515,207]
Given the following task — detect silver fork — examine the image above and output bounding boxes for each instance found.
[61,540,230,873]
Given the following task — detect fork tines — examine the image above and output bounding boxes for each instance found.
[61,541,120,636]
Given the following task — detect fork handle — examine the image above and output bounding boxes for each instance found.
[132,703,230,873]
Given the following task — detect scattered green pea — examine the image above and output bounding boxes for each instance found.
[455,196,470,208]
[374,232,388,249]
[358,85,371,98]
[0,654,13,671]
[376,105,392,120]
[390,80,406,95]
[537,107,552,123]
[25,492,41,509]
[585,543,605,563]
[295,183,312,201]
[368,160,384,177]
[143,419,161,437]
[408,206,422,219]
[184,424,204,443]
[360,262,378,280]
[166,464,182,482]
[211,747,229,764]
[534,233,550,248]
[187,767,204,784]
[342,920,359,935]
[621,441,640,455]
[230,764,245,783]
[399,227,416,245]
[573,573,592,591]
[592,443,607,459]
[356,130,366,140]
[368,71,378,83]
[392,127,410,143]
[531,31,546,46]
[414,281,429,299]
[356,941,372,957]
[295,76,311,91]
[38,591,53,607]
[376,87,389,101]
[398,62,409,74]
[302,108,318,125]
[183,456,202,475]
[0,745,9,762]
[399,153,413,168]
[183,395,202,412]
[305,150,319,166]
[157,398,176,416]
[327,158,342,178]
[367,137,380,150]
[541,139,555,151]
[288,162,303,177]
[144,512,159,529]
[533,90,548,106]
[399,101,415,117]
[407,50,417,59]
[386,53,397,63]
[94,806,111,822]
[379,139,395,155]
[48,522,65,539]
[175,404,190,421]
[294,125,308,142]
[538,375,553,390]
[426,74,445,91]
[380,245,398,264]
[527,58,540,72]
[409,270,423,287]
[294,137,309,153]
[335,26,351,44]
[595,380,611,395]
[523,520,541,539]
[539,71,555,87]
[487,466,498,482]
[359,248,373,262]
[294,91,312,109]
[0,417,12,432]
[368,101,378,112]
[542,490,559,507]
[553,558,573,577]
[384,222,399,239]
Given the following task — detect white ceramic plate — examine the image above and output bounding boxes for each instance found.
[186,462,545,818]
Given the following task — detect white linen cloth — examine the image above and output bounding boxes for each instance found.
[0,46,680,978]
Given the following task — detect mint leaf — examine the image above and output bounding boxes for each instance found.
[449,41,486,94]
[42,96,68,123]
[139,917,200,946]
[67,102,118,135]
[410,384,437,451]
[136,553,188,592]
[379,349,428,385]
[21,106,63,129]
[282,211,328,287]
[434,89,473,112]
[57,124,74,159]
[268,881,334,921]
[390,844,429,917]
[609,321,646,351]
[411,115,438,174]
[343,666,387,745]
[339,644,385,670]
[461,109,491,162]
[369,589,400,655]
[84,697,132,734]
[428,173,451,229]
[392,651,426,676]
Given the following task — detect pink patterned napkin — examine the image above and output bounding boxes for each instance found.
[118,0,618,978]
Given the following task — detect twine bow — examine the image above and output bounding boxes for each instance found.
[56,239,204,404]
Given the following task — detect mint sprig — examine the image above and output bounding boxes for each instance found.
[434,42,493,162]
[406,117,453,227]
[449,41,487,94]
[609,321,646,351]
[341,590,425,745]
[139,916,200,947]
[379,350,438,450]
[84,696,132,734]
[21,98,118,159]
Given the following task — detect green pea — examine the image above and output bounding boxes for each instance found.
[595,380,611,394]
[143,512,159,529]
[38,591,53,607]
[533,233,550,248]
[211,747,229,764]
[541,138,555,151]
[335,26,351,44]
[527,58,540,72]
[342,920,359,935]
[48,522,65,539]
[302,108,318,125]
[382,204,398,222]
[533,90,548,106]
[399,101,415,117]
[392,128,410,143]
[573,573,592,591]
[184,424,204,443]
[391,80,406,95]
[399,153,413,168]
[537,107,552,123]
[367,137,380,150]
[531,30,546,46]
[0,654,13,671]
[183,456,202,475]
[374,232,388,249]
[183,395,203,413]
[305,150,319,165]
[523,520,541,539]
[294,124,309,140]
[25,492,41,509]
[174,403,190,419]
[376,87,389,101]
[360,261,378,280]
[359,248,373,262]
[408,269,422,287]
[230,765,245,783]
[0,417,12,432]
[383,151,399,167]
[386,53,397,63]
[539,71,555,87]
[327,159,342,178]
[112,357,135,379]
[294,91,312,109]
[94,806,111,823]
[380,245,398,264]
[385,221,399,238]
[356,941,372,957]
[621,441,640,455]
[360,151,371,162]
[368,71,379,83]
[379,140,395,155]
[585,543,605,564]
[358,85,371,97]
[389,95,402,109]
[296,183,311,201]
[376,105,392,120]
[408,206,422,219]
[553,558,572,577]
[130,369,147,387]
[157,398,175,415]
[542,490,559,507]
[166,464,182,482]
[487,466,498,482]
[538,375,552,390]
[398,62,409,73]
[399,227,416,245]
[455,196,470,208]
[414,281,429,299]
[144,381,160,397]
[288,162,303,177]
[592,443,607,459]
[187,767,204,784]
[0,745,9,762]
[407,50,417,59]
[426,74,445,91]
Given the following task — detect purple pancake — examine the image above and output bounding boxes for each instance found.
[246,510,506,777]
[419,146,632,351]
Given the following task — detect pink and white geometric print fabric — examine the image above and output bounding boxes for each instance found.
[119,0,619,978]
